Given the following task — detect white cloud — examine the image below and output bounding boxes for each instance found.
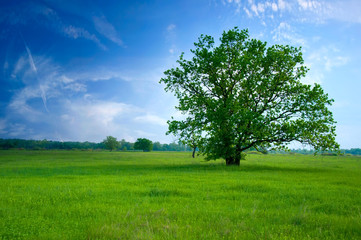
[69,100,135,126]
[302,70,320,85]
[134,130,157,138]
[324,56,349,71]
[277,0,289,11]
[271,22,306,46]
[25,5,109,50]
[12,56,27,77]
[326,0,361,24]
[63,25,107,50]
[7,123,30,138]
[167,24,176,32]
[8,87,44,122]
[224,0,242,12]
[306,46,349,71]
[57,99,140,142]
[0,118,36,138]
[303,45,349,84]
[24,44,37,73]
[225,0,361,24]
[7,51,138,123]
[93,16,123,46]
[271,2,278,11]
[63,83,87,92]
[297,0,321,11]
[61,75,74,84]
[251,4,259,16]
[69,70,134,82]
[134,114,168,126]
[166,24,178,56]
[243,7,252,17]
[7,53,99,118]
[258,3,266,13]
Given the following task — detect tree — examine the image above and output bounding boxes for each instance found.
[160,27,339,166]
[152,141,162,151]
[103,136,120,151]
[134,138,153,152]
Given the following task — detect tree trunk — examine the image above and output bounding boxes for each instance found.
[225,148,243,166]
[225,157,240,166]
[192,147,196,158]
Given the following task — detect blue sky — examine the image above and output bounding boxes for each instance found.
[0,0,360,148]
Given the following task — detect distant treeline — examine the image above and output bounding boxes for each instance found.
[0,138,360,155]
[270,148,361,156]
[0,138,192,152]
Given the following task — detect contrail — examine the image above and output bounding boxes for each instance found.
[24,45,37,73]
[21,33,49,113]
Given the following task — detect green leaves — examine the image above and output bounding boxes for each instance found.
[160,27,339,165]
[103,136,120,151]
[134,138,153,152]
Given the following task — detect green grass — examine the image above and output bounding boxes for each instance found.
[0,150,360,239]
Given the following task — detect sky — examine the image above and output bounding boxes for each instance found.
[0,0,360,148]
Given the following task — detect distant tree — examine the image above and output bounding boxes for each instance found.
[134,138,153,152]
[162,143,170,151]
[160,27,339,165]
[119,139,134,150]
[188,135,200,158]
[103,136,120,151]
[0,139,14,150]
[153,141,162,151]
[170,122,201,158]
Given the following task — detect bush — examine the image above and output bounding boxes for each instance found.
[321,153,338,156]
[247,151,263,155]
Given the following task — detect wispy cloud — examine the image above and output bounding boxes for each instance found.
[58,99,163,142]
[297,0,322,11]
[134,114,168,126]
[66,100,136,126]
[0,2,108,50]
[325,0,361,24]
[22,40,50,113]
[3,49,171,142]
[167,24,176,32]
[38,5,107,49]
[271,22,306,46]
[63,25,107,50]
[222,0,242,13]
[303,45,349,84]
[224,0,361,24]
[166,24,178,55]
[238,0,290,19]
[8,53,79,118]
[93,16,123,46]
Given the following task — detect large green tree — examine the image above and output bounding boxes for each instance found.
[103,136,120,151]
[134,138,153,152]
[160,28,339,165]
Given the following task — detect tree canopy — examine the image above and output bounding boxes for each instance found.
[160,27,339,165]
[134,138,153,152]
[103,136,120,151]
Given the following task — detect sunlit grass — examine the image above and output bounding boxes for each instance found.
[0,150,360,239]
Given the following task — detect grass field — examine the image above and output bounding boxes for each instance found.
[0,150,360,239]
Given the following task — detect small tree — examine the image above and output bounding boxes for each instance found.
[160,27,339,165]
[134,138,153,152]
[103,136,120,151]
[153,141,162,151]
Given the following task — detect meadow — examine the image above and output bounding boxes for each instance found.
[0,150,360,239]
